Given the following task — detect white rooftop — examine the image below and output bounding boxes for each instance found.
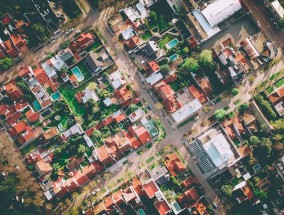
[271,0,284,19]
[146,72,163,86]
[121,26,135,40]
[41,61,57,78]
[201,0,242,27]
[202,132,235,169]
[82,88,99,103]
[108,70,126,90]
[128,108,145,123]
[170,98,202,124]
[123,7,140,22]
[50,55,66,71]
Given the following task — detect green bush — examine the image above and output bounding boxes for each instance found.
[231,88,239,96]
[254,94,277,120]
[0,58,13,71]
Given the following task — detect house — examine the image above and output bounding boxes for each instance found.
[126,35,142,50]
[268,86,284,116]
[1,39,19,57]
[143,180,159,199]
[154,200,171,215]
[148,164,169,185]
[85,52,104,74]
[38,127,59,143]
[41,60,57,79]
[129,125,151,145]
[146,72,164,86]
[58,48,75,65]
[240,38,260,60]
[113,131,132,153]
[25,108,39,122]
[169,98,202,125]
[35,158,52,177]
[70,33,94,53]
[154,81,175,101]
[144,40,160,57]
[114,85,133,106]
[4,80,23,100]
[275,156,284,181]
[10,34,28,53]
[232,181,254,203]
[34,66,49,85]
[165,152,186,176]
[95,145,114,166]
[121,26,136,41]
[9,121,28,136]
[73,170,90,186]
[103,196,117,214]
[188,85,208,104]
[145,61,160,75]
[182,176,198,189]
[17,130,35,145]
[122,186,140,206]
[107,70,126,90]
[128,108,145,123]
[199,78,212,97]
[177,187,200,207]
[50,55,67,71]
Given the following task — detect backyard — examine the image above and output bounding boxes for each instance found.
[84,37,103,53]
[159,33,176,49]
[70,60,92,82]
[147,0,173,32]
[141,30,152,41]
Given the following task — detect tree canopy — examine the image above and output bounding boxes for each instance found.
[182,57,199,73]
[214,108,227,120]
[198,50,214,69]
[0,58,13,71]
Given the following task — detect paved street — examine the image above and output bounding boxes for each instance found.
[242,0,284,48]
[1,1,284,214]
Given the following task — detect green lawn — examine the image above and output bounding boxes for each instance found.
[85,38,103,52]
[159,33,176,49]
[73,60,92,81]
[20,139,40,155]
[58,81,93,116]
[274,77,284,89]
[141,30,152,41]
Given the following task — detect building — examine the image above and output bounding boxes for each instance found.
[268,85,284,116]
[186,126,239,173]
[201,0,242,28]
[107,70,126,90]
[85,52,104,74]
[265,0,284,20]
[114,85,133,106]
[232,181,254,203]
[4,80,23,100]
[69,33,94,53]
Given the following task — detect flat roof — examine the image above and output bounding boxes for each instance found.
[202,132,235,168]
[146,72,163,85]
[201,0,242,27]
[271,0,284,19]
[170,98,202,123]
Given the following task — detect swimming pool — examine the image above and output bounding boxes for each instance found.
[71,66,84,82]
[166,38,179,50]
[168,54,179,62]
[137,209,146,215]
[33,100,42,111]
[51,92,61,101]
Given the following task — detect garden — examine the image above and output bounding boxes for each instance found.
[146,0,174,32]
[159,33,177,50]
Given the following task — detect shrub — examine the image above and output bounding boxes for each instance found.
[231,88,239,96]
[214,108,227,120]
[0,58,13,71]
[254,94,277,120]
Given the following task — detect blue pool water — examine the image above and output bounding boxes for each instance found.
[168,54,178,62]
[33,100,42,111]
[166,38,179,49]
[51,92,61,101]
[71,66,84,82]
[137,209,146,215]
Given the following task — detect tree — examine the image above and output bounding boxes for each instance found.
[198,50,214,69]
[214,108,227,120]
[59,67,68,74]
[100,89,111,99]
[254,94,277,120]
[278,19,284,28]
[77,144,86,156]
[31,23,49,42]
[87,82,97,92]
[231,88,239,96]
[253,188,267,200]
[0,58,13,71]
[249,135,261,145]
[182,57,199,73]
[238,103,249,115]
[272,118,284,131]
[160,64,170,73]
[221,184,233,198]
[129,104,139,113]
[182,47,189,54]
[149,11,157,23]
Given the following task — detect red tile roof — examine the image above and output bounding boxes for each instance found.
[6,111,22,125]
[15,100,28,111]
[25,109,40,122]
[19,66,31,77]
[165,152,186,176]
[164,74,177,83]
[3,39,18,57]
[114,85,133,105]
[143,181,158,198]
[154,200,171,215]
[158,84,175,101]
[126,36,141,49]
[268,86,284,105]
[114,112,126,123]
[34,66,49,84]
[5,80,23,100]
[182,176,198,188]
[17,130,35,145]
[134,126,151,145]
[10,34,27,51]
[10,121,27,135]
[0,104,8,115]
[73,170,90,186]
[188,85,207,104]
[132,177,144,196]
[163,96,182,113]
[1,13,12,25]
[125,131,141,149]
[199,78,212,96]
[96,145,112,166]
[145,61,160,74]
[104,196,116,213]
